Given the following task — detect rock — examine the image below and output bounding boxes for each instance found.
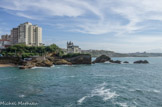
[134,60,149,64]
[53,59,72,65]
[19,57,53,69]
[19,61,35,69]
[123,61,129,64]
[93,55,111,63]
[36,59,53,67]
[110,60,121,64]
[65,54,91,64]
[47,57,72,65]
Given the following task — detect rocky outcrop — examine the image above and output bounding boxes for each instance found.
[134,60,149,64]
[19,58,53,69]
[47,57,72,65]
[53,59,72,65]
[123,61,129,64]
[36,59,53,67]
[92,55,111,63]
[110,60,121,64]
[65,54,91,64]
[19,61,35,69]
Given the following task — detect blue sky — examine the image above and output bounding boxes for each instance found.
[1,0,162,53]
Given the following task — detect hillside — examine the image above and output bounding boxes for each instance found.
[81,50,162,57]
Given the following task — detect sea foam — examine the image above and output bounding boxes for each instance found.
[77,82,118,105]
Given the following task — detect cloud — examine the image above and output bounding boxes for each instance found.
[16,12,40,20]
[1,0,162,35]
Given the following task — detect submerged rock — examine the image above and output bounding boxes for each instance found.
[134,60,149,64]
[93,55,111,63]
[110,60,121,64]
[123,61,129,64]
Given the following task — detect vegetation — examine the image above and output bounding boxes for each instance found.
[1,44,64,58]
[62,53,90,58]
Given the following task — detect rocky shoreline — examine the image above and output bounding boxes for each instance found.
[0,54,149,69]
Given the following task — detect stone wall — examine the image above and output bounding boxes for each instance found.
[0,57,20,64]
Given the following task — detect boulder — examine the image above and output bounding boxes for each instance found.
[134,60,149,64]
[65,54,91,64]
[110,60,121,64]
[36,59,53,67]
[123,61,129,64]
[93,55,111,63]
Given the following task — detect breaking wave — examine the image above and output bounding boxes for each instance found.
[77,82,118,105]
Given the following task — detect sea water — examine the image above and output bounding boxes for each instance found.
[0,57,162,107]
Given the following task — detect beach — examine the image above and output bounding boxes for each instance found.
[0,64,16,67]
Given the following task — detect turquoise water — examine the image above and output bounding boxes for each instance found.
[0,57,162,107]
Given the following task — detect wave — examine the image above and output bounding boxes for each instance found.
[31,65,54,69]
[77,96,88,105]
[114,102,129,107]
[104,61,111,63]
[19,94,25,98]
[129,88,160,93]
[91,86,118,101]
[77,82,118,105]
[62,76,75,78]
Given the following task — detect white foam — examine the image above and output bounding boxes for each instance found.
[31,66,54,69]
[91,87,118,101]
[19,94,25,98]
[31,67,44,69]
[148,89,160,93]
[77,82,118,105]
[153,89,160,93]
[104,61,111,63]
[50,65,55,67]
[115,102,128,107]
[77,96,88,105]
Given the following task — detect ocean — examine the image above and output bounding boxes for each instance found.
[0,57,162,107]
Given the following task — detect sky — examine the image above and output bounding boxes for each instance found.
[1,0,162,53]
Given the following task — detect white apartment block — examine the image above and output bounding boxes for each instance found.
[17,22,42,46]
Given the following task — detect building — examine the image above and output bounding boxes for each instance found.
[0,34,12,49]
[67,41,81,53]
[17,22,42,46]
[0,39,11,49]
[1,34,12,41]
[0,22,42,49]
[11,28,18,45]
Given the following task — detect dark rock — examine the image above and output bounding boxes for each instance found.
[65,54,91,64]
[134,60,149,64]
[93,55,111,63]
[110,60,121,64]
[123,61,129,64]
